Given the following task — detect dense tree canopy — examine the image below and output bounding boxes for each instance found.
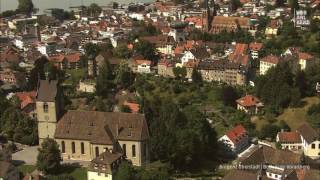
[36,138,61,174]
[17,0,34,15]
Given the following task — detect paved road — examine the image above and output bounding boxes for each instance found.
[12,146,39,165]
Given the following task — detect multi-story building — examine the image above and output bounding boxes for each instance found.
[259,55,280,75]
[218,125,249,154]
[210,16,251,34]
[236,95,264,114]
[198,60,246,86]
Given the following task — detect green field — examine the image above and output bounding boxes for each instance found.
[17,164,87,180]
[252,96,320,131]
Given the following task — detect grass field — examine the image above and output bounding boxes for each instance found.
[17,164,87,180]
[252,96,320,131]
[277,96,320,130]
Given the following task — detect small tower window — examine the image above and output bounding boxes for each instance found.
[43,103,48,113]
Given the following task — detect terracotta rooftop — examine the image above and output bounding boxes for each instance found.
[54,110,149,143]
[15,91,37,109]
[249,42,263,51]
[225,124,247,145]
[298,52,314,60]
[236,95,263,107]
[260,55,280,64]
[277,132,302,143]
[123,101,140,113]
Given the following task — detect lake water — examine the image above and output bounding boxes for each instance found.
[0,0,153,13]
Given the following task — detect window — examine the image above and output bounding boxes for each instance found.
[81,142,85,154]
[43,103,48,113]
[71,142,75,154]
[318,144,320,149]
[312,144,315,149]
[132,145,136,157]
[122,144,126,156]
[95,147,99,157]
[61,141,65,153]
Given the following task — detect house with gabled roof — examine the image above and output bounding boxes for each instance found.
[236,95,264,114]
[259,55,280,75]
[276,131,302,152]
[218,124,250,154]
[296,123,320,159]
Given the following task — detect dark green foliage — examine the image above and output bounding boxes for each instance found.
[0,107,38,145]
[143,98,218,170]
[17,0,34,15]
[259,124,281,140]
[37,138,61,174]
[172,67,187,79]
[191,68,202,84]
[51,9,74,21]
[230,0,242,11]
[222,86,239,107]
[120,105,132,113]
[28,56,48,90]
[0,10,17,17]
[115,62,134,89]
[134,40,159,63]
[114,161,136,180]
[84,43,101,58]
[306,103,320,128]
[113,44,132,59]
[88,3,102,16]
[96,61,114,96]
[255,61,308,113]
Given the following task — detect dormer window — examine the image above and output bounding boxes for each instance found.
[43,103,48,113]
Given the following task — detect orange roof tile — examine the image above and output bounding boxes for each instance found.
[236,95,263,107]
[225,124,247,144]
[124,101,140,113]
[277,132,301,143]
[298,52,314,60]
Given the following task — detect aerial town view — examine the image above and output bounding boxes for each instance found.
[0,0,319,179]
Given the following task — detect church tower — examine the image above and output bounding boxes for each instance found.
[36,79,63,144]
[203,0,216,32]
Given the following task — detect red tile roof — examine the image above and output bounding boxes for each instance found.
[15,91,37,109]
[135,60,152,66]
[298,52,314,60]
[249,42,263,51]
[124,101,140,113]
[236,95,263,107]
[260,55,280,64]
[65,52,81,63]
[277,132,301,143]
[226,124,247,144]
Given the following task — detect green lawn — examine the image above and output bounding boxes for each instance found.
[17,164,87,180]
[252,96,320,131]
[18,165,36,175]
[277,96,320,130]
[64,68,87,85]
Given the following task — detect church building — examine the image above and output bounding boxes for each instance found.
[36,79,150,166]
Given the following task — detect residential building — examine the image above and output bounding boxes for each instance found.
[259,55,280,75]
[157,59,174,77]
[0,69,26,88]
[296,123,320,159]
[87,151,123,180]
[238,145,302,180]
[77,80,96,93]
[140,35,174,55]
[236,95,264,114]
[48,52,82,70]
[265,19,281,38]
[298,52,314,70]
[249,42,263,59]
[181,47,209,64]
[198,60,246,85]
[15,91,37,119]
[276,131,302,152]
[131,60,152,74]
[218,125,249,154]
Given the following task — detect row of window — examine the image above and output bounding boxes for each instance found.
[61,141,139,158]
[311,143,320,149]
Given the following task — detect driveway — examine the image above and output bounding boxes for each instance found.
[12,146,39,165]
